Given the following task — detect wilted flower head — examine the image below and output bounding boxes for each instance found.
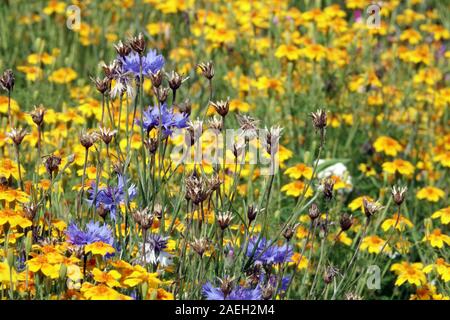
[362,197,384,219]
[44,154,62,177]
[339,213,353,231]
[30,105,46,127]
[79,131,98,149]
[191,237,209,257]
[263,126,283,155]
[247,204,263,224]
[197,61,215,80]
[0,69,14,92]
[98,126,117,145]
[167,70,185,91]
[128,33,146,55]
[323,265,340,284]
[391,185,407,206]
[114,40,132,57]
[152,86,170,103]
[7,128,28,146]
[237,114,259,140]
[217,211,233,230]
[282,223,299,241]
[185,172,209,205]
[23,201,40,221]
[311,109,327,130]
[322,178,335,201]
[210,98,230,117]
[208,116,223,132]
[132,207,154,230]
[66,220,114,246]
[90,76,110,94]
[308,203,320,220]
[149,69,163,88]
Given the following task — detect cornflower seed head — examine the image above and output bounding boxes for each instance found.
[283,223,299,241]
[143,137,158,155]
[186,119,203,146]
[23,202,39,221]
[128,33,146,56]
[323,266,339,284]
[0,69,14,92]
[197,61,215,80]
[322,178,335,201]
[236,114,259,141]
[261,283,274,300]
[98,126,117,145]
[44,154,62,177]
[191,237,209,257]
[79,131,98,149]
[102,59,121,80]
[167,70,184,91]
[362,197,384,219]
[247,204,262,224]
[153,86,170,104]
[30,105,46,127]
[210,97,230,117]
[391,185,407,206]
[207,174,222,192]
[339,213,353,232]
[7,128,28,146]
[218,276,234,298]
[149,70,163,88]
[264,126,283,155]
[185,173,209,205]
[208,116,223,132]
[308,203,320,220]
[310,109,327,131]
[114,40,132,57]
[217,211,233,230]
[90,76,110,94]
[132,208,154,230]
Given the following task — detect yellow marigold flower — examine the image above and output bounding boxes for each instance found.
[423,258,450,283]
[382,159,415,176]
[0,158,25,181]
[289,253,309,270]
[0,189,30,203]
[423,229,450,248]
[360,235,389,254]
[431,207,450,225]
[373,136,403,156]
[85,242,115,256]
[410,284,449,300]
[416,186,445,202]
[83,283,131,300]
[0,232,23,244]
[391,262,427,287]
[0,96,20,115]
[275,44,301,61]
[43,0,66,15]
[17,65,44,81]
[348,196,373,212]
[92,268,122,288]
[253,76,285,95]
[400,28,422,45]
[152,288,174,300]
[27,255,61,279]
[332,231,352,246]
[381,214,414,232]
[433,151,450,167]
[284,163,313,180]
[0,209,32,228]
[123,265,162,288]
[281,181,313,198]
[48,67,78,84]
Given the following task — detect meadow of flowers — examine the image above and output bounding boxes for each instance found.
[0,0,449,301]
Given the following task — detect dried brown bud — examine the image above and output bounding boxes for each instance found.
[132,207,154,230]
[264,126,283,155]
[150,70,163,88]
[311,109,327,131]
[210,98,230,117]
[114,40,132,57]
[0,69,14,92]
[7,128,28,146]
[236,114,259,140]
[191,237,209,257]
[153,86,170,104]
[197,61,214,80]
[308,203,320,220]
[322,178,334,201]
[391,185,407,206]
[185,173,209,205]
[283,223,299,241]
[153,203,163,219]
[23,202,39,221]
[323,266,339,284]
[98,126,117,145]
[208,116,223,132]
[362,197,384,219]
[167,71,184,91]
[339,213,353,232]
[217,211,233,230]
[128,33,146,56]
[79,131,98,149]
[144,137,158,155]
[30,105,46,127]
[97,203,108,220]
[44,154,62,177]
[90,76,110,94]
[247,204,262,224]
[218,276,234,298]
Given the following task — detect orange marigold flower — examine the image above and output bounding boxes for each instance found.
[416,186,445,202]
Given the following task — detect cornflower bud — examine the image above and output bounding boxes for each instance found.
[79,131,98,149]
[90,76,110,94]
[339,213,353,232]
[30,105,46,127]
[128,33,146,56]
[391,185,407,206]
[322,178,334,201]
[7,128,28,146]
[197,61,214,80]
[167,71,184,91]
[308,203,320,220]
[191,237,209,257]
[114,40,132,57]
[217,211,233,230]
[150,70,163,88]
[0,69,14,92]
[44,154,62,177]
[132,207,154,230]
[153,86,170,104]
[362,197,384,219]
[210,98,230,117]
[98,126,117,145]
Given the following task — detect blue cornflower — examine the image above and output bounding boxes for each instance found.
[66,220,113,246]
[137,103,189,136]
[87,175,137,221]
[246,237,293,265]
[119,50,164,78]
[202,282,262,300]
